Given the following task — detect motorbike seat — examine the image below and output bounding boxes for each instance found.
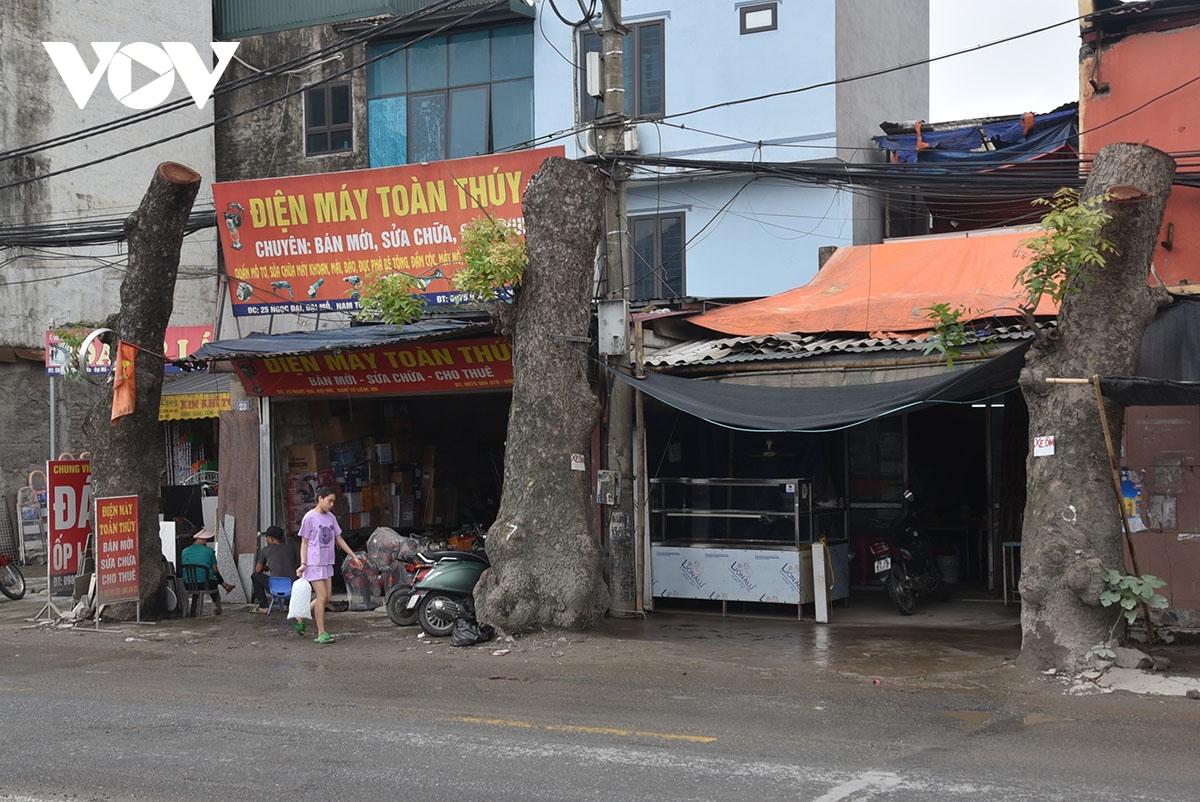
[419,549,490,565]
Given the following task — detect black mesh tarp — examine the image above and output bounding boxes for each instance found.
[1099,297,1200,406]
[612,344,1028,432]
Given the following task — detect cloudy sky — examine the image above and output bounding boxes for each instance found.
[929,0,1081,121]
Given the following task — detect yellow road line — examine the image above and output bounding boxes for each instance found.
[447,716,717,743]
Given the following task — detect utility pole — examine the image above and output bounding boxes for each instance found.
[598,0,638,616]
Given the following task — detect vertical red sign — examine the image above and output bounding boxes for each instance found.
[47,460,92,596]
[94,495,140,605]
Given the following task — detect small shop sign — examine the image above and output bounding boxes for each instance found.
[1033,435,1056,457]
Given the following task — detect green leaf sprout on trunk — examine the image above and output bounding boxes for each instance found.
[355,217,527,325]
[925,188,1118,365]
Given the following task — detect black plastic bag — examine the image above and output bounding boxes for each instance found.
[450,616,495,646]
[448,598,494,646]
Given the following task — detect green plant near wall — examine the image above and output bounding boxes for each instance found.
[356,217,527,325]
[924,188,1117,364]
[1100,568,1168,625]
[1088,569,1170,661]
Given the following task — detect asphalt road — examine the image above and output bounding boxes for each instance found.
[1,593,1198,802]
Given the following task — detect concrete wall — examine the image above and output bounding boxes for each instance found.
[836,0,930,245]
[0,1,219,517]
[214,27,368,183]
[1080,22,1200,287]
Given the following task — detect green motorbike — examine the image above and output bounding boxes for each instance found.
[404,542,489,637]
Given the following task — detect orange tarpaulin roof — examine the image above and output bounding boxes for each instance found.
[691,229,1058,337]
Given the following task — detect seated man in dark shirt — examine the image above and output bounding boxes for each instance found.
[250,526,299,613]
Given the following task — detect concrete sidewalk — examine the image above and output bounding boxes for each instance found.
[4,571,1198,697]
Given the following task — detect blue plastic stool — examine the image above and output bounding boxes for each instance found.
[266,576,293,615]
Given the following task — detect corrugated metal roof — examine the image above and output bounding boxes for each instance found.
[191,319,492,361]
[644,326,1035,368]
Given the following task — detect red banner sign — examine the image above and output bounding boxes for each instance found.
[232,336,513,397]
[47,460,92,596]
[212,147,563,317]
[45,325,214,376]
[94,495,140,606]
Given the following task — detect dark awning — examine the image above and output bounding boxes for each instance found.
[613,344,1028,432]
[190,319,492,361]
[1099,297,1200,406]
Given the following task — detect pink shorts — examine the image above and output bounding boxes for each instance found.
[304,564,334,582]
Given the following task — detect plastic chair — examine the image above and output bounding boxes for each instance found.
[180,563,214,617]
[266,575,293,615]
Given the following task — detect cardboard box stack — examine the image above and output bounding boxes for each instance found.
[284,409,443,534]
[285,469,335,533]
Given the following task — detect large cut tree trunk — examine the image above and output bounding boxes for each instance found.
[474,157,610,633]
[1017,143,1175,670]
[89,163,202,616]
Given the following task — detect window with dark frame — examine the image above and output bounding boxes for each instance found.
[305,82,353,156]
[740,2,778,35]
[580,19,665,122]
[366,23,534,167]
[630,213,685,300]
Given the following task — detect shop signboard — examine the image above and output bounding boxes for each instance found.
[94,495,140,606]
[45,325,214,376]
[231,336,513,397]
[159,387,232,421]
[212,147,564,317]
[47,459,92,596]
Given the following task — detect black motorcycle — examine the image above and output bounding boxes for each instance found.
[869,491,950,615]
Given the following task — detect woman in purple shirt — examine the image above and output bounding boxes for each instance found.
[296,486,362,644]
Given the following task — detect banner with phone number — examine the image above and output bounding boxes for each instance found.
[47,460,92,596]
[212,147,562,317]
[94,495,140,606]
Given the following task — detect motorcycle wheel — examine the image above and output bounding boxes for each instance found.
[385,588,419,627]
[1,562,27,600]
[886,567,916,616]
[417,592,463,638]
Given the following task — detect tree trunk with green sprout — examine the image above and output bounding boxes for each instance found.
[1016,143,1174,670]
[473,157,610,633]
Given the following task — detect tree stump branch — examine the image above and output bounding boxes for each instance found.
[87,163,201,617]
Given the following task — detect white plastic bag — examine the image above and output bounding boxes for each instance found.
[287,578,313,620]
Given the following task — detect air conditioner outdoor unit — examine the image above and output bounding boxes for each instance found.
[583,124,640,157]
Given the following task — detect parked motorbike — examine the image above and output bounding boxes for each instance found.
[0,551,27,600]
[870,490,949,615]
[404,536,490,637]
[384,554,437,627]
